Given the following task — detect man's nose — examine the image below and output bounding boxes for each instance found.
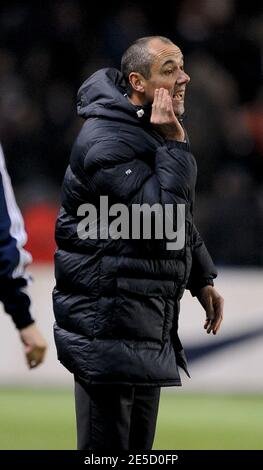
[177,71,190,84]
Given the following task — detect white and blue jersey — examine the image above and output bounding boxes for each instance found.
[0,144,34,329]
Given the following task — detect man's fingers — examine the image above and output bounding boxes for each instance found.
[213,315,223,334]
[160,88,173,113]
[165,92,173,114]
[206,320,215,334]
[154,88,169,109]
[205,314,222,334]
[212,297,224,334]
[27,351,44,369]
[152,88,169,121]
[159,88,167,112]
[152,89,163,117]
[26,345,46,369]
[205,317,223,335]
[26,351,38,369]
[205,302,224,335]
[157,88,165,107]
[155,88,160,105]
[152,88,159,109]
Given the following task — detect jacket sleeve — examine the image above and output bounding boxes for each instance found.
[0,144,34,329]
[82,139,196,208]
[186,223,218,296]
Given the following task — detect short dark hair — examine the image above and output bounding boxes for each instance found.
[121,36,173,82]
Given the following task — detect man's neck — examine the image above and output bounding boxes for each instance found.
[127,93,146,107]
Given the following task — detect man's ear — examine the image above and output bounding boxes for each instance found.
[128,72,146,93]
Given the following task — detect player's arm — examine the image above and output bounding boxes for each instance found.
[0,144,47,367]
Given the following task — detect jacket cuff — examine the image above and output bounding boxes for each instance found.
[12,311,35,330]
[0,279,35,329]
[189,277,215,297]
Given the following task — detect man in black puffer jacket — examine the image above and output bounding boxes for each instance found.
[53,36,224,450]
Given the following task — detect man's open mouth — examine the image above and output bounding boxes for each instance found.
[173,91,185,100]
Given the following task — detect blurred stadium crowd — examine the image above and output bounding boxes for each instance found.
[0,0,262,265]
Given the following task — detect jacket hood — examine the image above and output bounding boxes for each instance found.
[77,68,152,126]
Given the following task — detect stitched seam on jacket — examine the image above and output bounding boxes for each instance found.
[92,255,102,337]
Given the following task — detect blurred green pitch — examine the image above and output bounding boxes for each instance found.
[0,389,262,450]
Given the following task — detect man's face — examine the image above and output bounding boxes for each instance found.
[143,39,190,116]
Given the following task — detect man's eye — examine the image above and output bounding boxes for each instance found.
[164,70,173,75]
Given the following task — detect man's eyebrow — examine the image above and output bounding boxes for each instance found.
[161,57,184,68]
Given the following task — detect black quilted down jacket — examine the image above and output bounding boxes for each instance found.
[53,68,217,387]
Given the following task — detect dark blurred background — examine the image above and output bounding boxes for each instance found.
[0,0,262,265]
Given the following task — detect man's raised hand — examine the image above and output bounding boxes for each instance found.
[150,88,185,142]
